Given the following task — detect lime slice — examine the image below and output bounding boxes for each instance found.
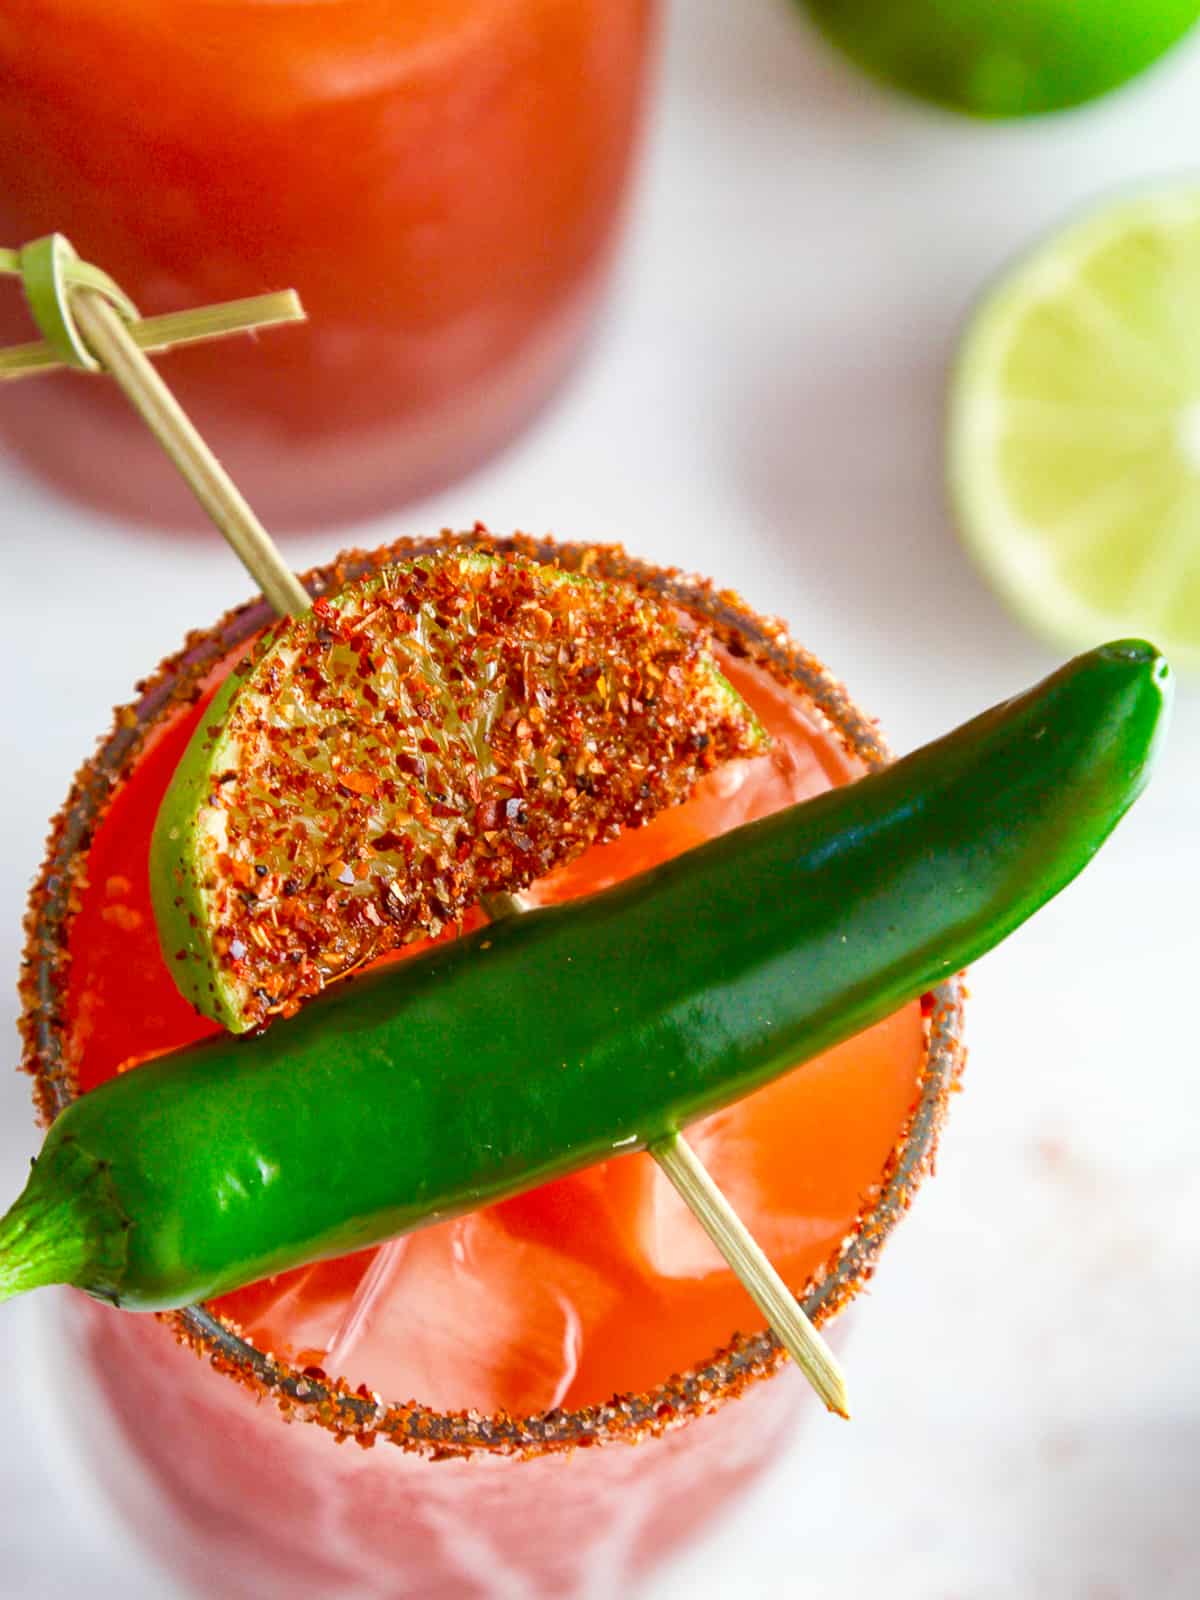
[949,186,1200,670]
[801,0,1200,118]
[151,551,765,1032]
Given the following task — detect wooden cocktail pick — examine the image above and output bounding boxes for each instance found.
[0,236,308,618]
[1,236,849,1419]
[482,892,850,1416]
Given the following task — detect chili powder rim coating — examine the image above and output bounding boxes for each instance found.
[20,529,966,1458]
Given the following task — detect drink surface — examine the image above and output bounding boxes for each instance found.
[0,1,655,528]
[65,640,924,1414]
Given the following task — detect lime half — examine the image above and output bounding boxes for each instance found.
[801,1,1200,118]
[949,186,1200,670]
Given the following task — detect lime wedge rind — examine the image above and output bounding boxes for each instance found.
[150,553,767,1032]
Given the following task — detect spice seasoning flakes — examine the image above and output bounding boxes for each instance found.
[164,551,765,1029]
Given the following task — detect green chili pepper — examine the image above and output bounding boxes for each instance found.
[0,640,1171,1312]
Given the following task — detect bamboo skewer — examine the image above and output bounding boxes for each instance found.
[652,1134,849,1417]
[3,241,850,1418]
[0,291,304,380]
[482,891,849,1418]
[68,290,309,619]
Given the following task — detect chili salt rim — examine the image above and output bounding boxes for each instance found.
[19,529,966,1457]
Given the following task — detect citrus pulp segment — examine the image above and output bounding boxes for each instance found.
[949,187,1200,669]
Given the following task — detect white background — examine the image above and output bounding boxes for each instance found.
[1,2,1198,1595]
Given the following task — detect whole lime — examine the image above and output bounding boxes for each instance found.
[801,0,1200,117]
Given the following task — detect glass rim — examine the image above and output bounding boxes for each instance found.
[20,528,965,1458]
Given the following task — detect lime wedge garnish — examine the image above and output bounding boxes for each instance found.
[800,0,1200,118]
[151,551,765,1032]
[949,185,1200,669]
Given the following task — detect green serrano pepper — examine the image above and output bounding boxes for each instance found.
[0,640,1171,1312]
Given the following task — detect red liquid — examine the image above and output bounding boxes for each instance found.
[48,624,932,1596]
[67,646,923,1417]
[0,1,656,530]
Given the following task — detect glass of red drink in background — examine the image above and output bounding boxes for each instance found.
[22,534,964,1597]
[0,2,657,532]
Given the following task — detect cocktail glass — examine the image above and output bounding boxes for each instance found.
[21,533,964,1597]
[0,2,657,531]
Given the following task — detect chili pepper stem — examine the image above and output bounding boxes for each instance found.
[0,1139,128,1306]
[483,890,851,1419]
[0,1193,75,1303]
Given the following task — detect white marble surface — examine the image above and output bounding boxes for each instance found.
[2,2,1199,1595]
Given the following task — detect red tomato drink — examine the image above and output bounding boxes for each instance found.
[22,536,964,1596]
[0,2,656,531]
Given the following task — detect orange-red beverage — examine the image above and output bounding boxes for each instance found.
[0,3,656,530]
[23,537,963,1597]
